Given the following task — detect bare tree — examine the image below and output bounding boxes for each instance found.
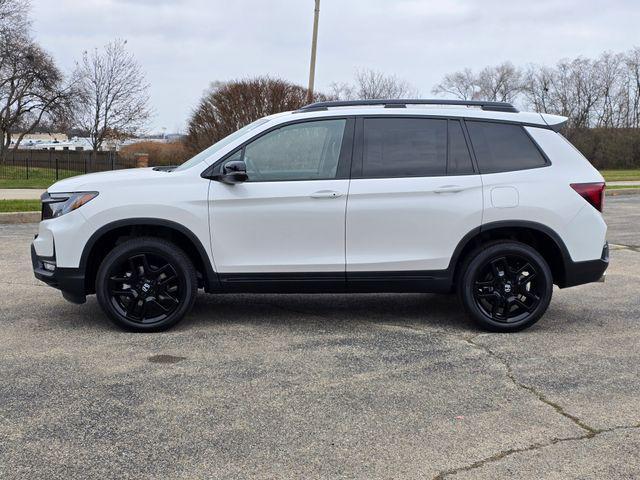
[546,57,603,129]
[358,69,415,99]
[594,51,625,128]
[330,69,416,100]
[623,47,640,127]
[327,81,356,101]
[0,0,29,36]
[74,39,151,153]
[0,0,74,161]
[522,64,555,113]
[186,77,323,153]
[432,63,522,102]
[0,40,74,160]
[475,62,523,102]
[432,68,478,100]
[354,69,416,99]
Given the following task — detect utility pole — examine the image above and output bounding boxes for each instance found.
[307,0,320,104]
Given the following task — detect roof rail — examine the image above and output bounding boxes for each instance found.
[297,99,519,113]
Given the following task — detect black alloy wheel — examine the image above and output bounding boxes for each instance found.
[472,254,544,323]
[96,237,197,332]
[459,241,553,332]
[108,252,181,324]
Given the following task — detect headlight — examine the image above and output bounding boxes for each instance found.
[41,191,99,220]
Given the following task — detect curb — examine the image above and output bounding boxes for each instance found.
[0,211,40,224]
[606,188,640,196]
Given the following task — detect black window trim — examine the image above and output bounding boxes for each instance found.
[201,116,356,182]
[447,118,476,176]
[460,117,481,173]
[463,118,552,174]
[201,114,555,181]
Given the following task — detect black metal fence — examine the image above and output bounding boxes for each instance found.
[0,149,139,182]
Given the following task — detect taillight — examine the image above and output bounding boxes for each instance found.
[570,182,605,212]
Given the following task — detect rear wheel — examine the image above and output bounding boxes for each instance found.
[96,237,197,332]
[458,241,553,332]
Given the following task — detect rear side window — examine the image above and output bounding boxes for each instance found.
[362,118,447,177]
[466,121,548,173]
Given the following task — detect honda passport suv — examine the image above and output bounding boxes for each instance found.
[32,99,608,332]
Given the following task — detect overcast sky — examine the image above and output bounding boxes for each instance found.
[31,0,640,133]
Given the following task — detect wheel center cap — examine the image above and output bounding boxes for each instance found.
[504,283,512,294]
[141,282,152,293]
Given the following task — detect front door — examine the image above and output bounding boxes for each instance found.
[209,118,354,286]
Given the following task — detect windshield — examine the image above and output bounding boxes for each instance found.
[174,117,271,171]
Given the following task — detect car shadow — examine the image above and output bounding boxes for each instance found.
[178,291,474,334]
[63,290,475,334]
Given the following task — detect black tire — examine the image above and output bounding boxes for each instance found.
[96,237,197,332]
[458,241,553,332]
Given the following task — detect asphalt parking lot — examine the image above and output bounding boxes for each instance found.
[1,196,639,479]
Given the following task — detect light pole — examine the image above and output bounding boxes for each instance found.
[307,0,320,104]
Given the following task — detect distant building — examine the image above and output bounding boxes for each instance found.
[14,136,92,151]
[12,132,68,143]
[11,132,183,151]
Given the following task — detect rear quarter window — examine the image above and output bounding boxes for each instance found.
[466,121,548,174]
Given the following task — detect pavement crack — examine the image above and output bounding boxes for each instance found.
[432,433,590,480]
[432,336,640,479]
[462,335,598,435]
[610,243,640,253]
[433,423,640,479]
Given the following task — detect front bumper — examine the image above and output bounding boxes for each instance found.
[31,244,86,304]
[561,242,609,288]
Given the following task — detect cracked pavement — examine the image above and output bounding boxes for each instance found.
[0,196,639,479]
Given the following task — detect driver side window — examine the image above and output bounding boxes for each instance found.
[238,119,346,182]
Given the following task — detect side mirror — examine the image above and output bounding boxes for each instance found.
[215,160,248,185]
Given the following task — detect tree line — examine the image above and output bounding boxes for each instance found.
[432,49,640,130]
[187,56,640,169]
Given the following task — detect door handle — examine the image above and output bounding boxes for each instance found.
[310,190,343,199]
[434,185,465,194]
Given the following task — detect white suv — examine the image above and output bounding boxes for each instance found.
[31,99,608,332]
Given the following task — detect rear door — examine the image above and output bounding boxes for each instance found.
[346,116,483,277]
[209,117,354,278]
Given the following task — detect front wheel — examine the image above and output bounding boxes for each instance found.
[96,237,197,332]
[458,241,553,332]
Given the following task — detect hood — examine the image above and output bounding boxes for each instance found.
[47,167,164,193]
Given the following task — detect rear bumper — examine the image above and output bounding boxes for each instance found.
[560,242,609,288]
[31,244,86,304]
